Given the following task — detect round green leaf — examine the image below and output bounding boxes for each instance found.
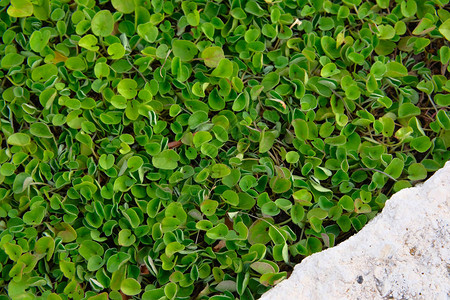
[118,229,136,247]
[410,136,431,153]
[211,58,233,78]
[439,19,450,41]
[107,252,130,273]
[152,150,180,170]
[172,40,198,61]
[407,163,427,181]
[200,199,218,216]
[112,0,135,13]
[1,53,25,69]
[91,10,114,37]
[7,0,33,18]
[30,30,50,52]
[7,133,31,146]
[30,123,53,138]
[79,34,99,51]
[127,156,144,172]
[221,190,239,206]
[121,278,141,296]
[108,43,125,59]
[137,23,159,43]
[31,64,58,82]
[206,223,229,239]
[385,62,408,77]
[201,46,225,68]
[117,79,138,99]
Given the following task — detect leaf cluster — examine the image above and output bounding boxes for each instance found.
[0,0,449,299]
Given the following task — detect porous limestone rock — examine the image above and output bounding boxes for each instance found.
[260,161,450,300]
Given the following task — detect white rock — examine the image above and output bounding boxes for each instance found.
[260,161,450,300]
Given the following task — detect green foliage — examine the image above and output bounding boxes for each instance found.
[0,0,449,299]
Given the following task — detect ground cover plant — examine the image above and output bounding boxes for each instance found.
[0,0,449,299]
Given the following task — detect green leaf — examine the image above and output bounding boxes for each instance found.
[261,72,280,92]
[108,43,125,59]
[291,204,305,224]
[1,53,25,69]
[385,158,404,179]
[118,229,136,247]
[79,240,104,260]
[239,175,257,192]
[201,46,225,68]
[35,237,54,261]
[401,0,417,18]
[65,57,86,71]
[79,34,99,51]
[321,63,339,77]
[23,207,45,225]
[1,163,16,176]
[111,95,127,109]
[7,133,30,146]
[338,195,354,211]
[210,164,231,178]
[165,241,185,258]
[172,40,198,61]
[121,278,141,296]
[261,201,280,216]
[87,256,104,272]
[286,151,300,164]
[238,192,256,210]
[270,176,291,194]
[118,79,138,99]
[152,150,180,170]
[293,189,312,206]
[211,58,233,78]
[193,131,212,148]
[377,25,395,40]
[385,62,408,77]
[31,64,58,82]
[29,123,53,138]
[7,0,33,18]
[99,154,115,169]
[182,2,200,26]
[337,215,351,232]
[112,0,135,13]
[439,19,450,41]
[4,243,22,261]
[407,163,427,181]
[435,94,450,107]
[164,282,178,299]
[321,36,340,59]
[248,219,272,245]
[413,18,435,35]
[60,260,75,278]
[250,261,275,274]
[410,136,431,153]
[259,130,276,153]
[30,30,50,52]
[292,119,308,140]
[437,110,450,130]
[91,10,114,37]
[398,103,420,118]
[221,190,239,206]
[125,155,143,173]
[137,23,159,43]
[206,223,229,239]
[200,199,218,216]
[107,252,130,273]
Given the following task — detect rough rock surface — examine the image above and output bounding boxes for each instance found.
[260,161,450,300]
